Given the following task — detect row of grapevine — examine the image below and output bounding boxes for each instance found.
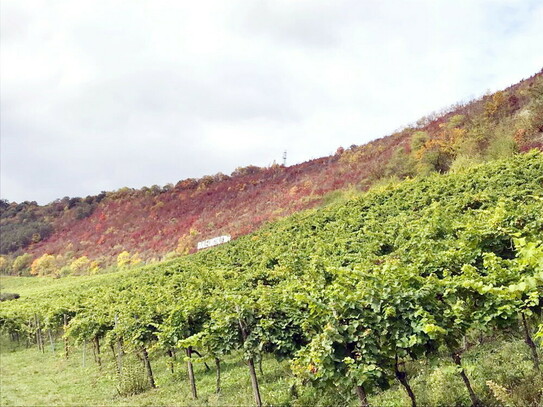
[1,152,542,406]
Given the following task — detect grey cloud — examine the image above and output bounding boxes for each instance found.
[56,67,299,133]
[1,0,542,204]
[240,0,380,49]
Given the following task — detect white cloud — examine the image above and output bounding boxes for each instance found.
[1,0,542,203]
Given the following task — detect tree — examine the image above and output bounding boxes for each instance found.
[31,254,58,277]
[69,256,92,275]
[0,256,11,274]
[117,251,131,270]
[12,253,33,275]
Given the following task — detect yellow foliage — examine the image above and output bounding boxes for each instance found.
[151,200,165,211]
[69,256,91,275]
[410,131,429,152]
[90,261,100,275]
[12,253,33,274]
[117,251,131,269]
[338,147,371,166]
[414,123,467,163]
[485,91,507,120]
[31,254,58,277]
[131,253,142,267]
[176,228,200,255]
[0,256,10,274]
[176,235,193,255]
[289,186,300,196]
[116,251,141,270]
[486,380,513,407]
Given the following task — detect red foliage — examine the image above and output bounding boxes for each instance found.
[23,70,543,265]
[25,132,409,263]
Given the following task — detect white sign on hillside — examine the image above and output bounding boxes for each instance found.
[197,235,231,250]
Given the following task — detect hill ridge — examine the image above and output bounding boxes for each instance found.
[0,69,542,275]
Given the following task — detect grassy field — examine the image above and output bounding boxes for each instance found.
[0,336,296,406]
[0,274,119,298]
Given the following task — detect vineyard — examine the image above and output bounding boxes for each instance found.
[1,152,542,406]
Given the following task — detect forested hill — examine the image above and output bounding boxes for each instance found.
[1,69,542,275]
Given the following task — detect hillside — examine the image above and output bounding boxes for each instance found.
[1,153,542,406]
[1,69,542,275]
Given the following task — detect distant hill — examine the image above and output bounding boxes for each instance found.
[1,69,542,275]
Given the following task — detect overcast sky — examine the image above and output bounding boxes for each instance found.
[1,0,542,204]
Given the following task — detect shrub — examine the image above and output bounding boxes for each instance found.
[69,256,91,275]
[486,133,518,159]
[468,339,543,406]
[0,255,11,274]
[130,253,142,267]
[74,202,94,220]
[12,253,33,276]
[410,131,429,152]
[449,154,484,173]
[385,147,416,178]
[231,165,262,177]
[116,251,142,270]
[31,254,58,277]
[423,365,470,406]
[115,359,149,397]
[176,229,199,255]
[116,251,131,270]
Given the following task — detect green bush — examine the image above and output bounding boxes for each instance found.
[486,133,518,160]
[290,385,351,407]
[115,359,150,397]
[449,154,484,173]
[12,253,33,276]
[410,131,429,152]
[421,365,471,406]
[468,339,543,406]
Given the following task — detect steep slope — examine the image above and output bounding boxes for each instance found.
[1,153,542,405]
[1,69,542,274]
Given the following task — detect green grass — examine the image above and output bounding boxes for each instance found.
[369,339,543,407]
[1,334,541,406]
[1,339,116,406]
[0,336,294,406]
[0,274,117,298]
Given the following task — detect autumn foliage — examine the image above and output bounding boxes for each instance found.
[1,69,542,274]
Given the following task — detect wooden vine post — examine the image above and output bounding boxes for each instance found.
[141,347,156,388]
[521,313,540,372]
[114,314,123,374]
[34,314,44,353]
[63,314,69,359]
[94,336,102,367]
[48,329,55,353]
[238,317,262,407]
[451,350,481,407]
[186,347,198,399]
[394,355,417,407]
[215,357,221,394]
